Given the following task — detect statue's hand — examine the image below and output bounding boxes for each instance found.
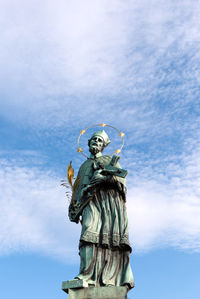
[80,185,93,199]
[80,170,108,199]
[90,169,106,185]
[68,204,79,223]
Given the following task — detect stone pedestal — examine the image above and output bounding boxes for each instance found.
[62,281,127,299]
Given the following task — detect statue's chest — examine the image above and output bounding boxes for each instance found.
[79,158,110,186]
[79,160,94,186]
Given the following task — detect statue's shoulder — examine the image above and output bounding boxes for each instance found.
[77,159,93,174]
[100,155,112,163]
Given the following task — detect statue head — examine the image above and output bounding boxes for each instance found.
[88,130,111,155]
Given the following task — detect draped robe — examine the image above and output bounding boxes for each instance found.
[69,155,134,289]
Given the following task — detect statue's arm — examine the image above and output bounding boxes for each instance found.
[90,159,127,195]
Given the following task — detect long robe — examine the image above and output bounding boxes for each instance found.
[70,155,134,289]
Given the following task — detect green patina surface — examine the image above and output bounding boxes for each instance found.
[62,279,88,293]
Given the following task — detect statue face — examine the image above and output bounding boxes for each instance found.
[89,136,104,155]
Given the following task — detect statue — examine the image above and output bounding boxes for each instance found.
[64,125,134,296]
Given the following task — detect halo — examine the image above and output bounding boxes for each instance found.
[77,123,125,158]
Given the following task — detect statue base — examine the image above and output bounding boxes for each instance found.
[62,281,127,299]
[62,279,88,292]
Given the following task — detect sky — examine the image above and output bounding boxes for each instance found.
[0,0,200,298]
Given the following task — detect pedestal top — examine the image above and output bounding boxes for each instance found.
[62,279,88,293]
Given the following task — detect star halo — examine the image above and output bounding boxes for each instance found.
[77,123,125,158]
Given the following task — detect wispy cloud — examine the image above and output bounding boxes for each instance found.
[127,136,200,253]
[0,0,199,129]
[0,158,80,261]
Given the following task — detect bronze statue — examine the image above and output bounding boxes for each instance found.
[67,127,134,291]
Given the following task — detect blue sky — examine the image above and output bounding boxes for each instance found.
[0,0,200,298]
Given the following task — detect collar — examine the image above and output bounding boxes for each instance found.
[89,152,102,159]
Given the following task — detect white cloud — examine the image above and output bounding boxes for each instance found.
[0,158,81,261]
[127,138,200,253]
[0,0,199,129]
